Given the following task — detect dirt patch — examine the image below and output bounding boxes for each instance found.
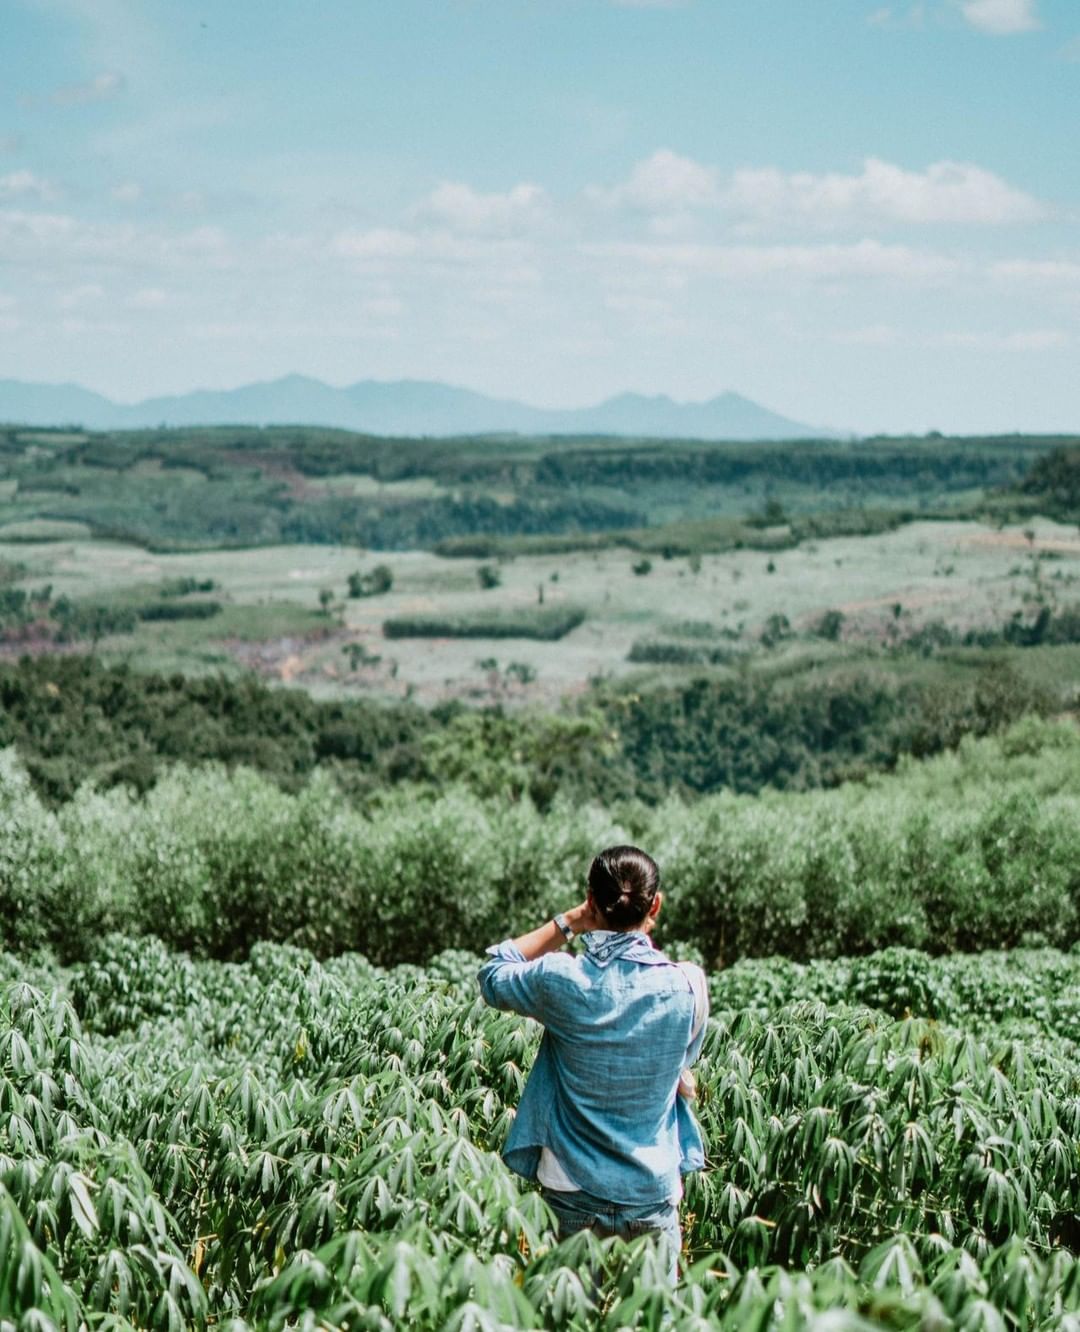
[218,626,341,681]
[836,589,960,616]
[0,633,86,662]
[961,531,1080,555]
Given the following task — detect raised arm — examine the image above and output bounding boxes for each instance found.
[507,899,604,960]
[477,900,602,1019]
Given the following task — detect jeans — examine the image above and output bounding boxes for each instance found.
[541,1186,681,1288]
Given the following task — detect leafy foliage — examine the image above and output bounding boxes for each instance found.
[1018,444,1080,516]
[5,936,1080,1328]
[0,718,1078,966]
[0,648,1062,812]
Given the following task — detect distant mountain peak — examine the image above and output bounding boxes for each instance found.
[0,375,834,440]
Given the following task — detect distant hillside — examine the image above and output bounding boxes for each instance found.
[0,375,833,440]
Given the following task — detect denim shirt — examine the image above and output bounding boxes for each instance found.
[478,930,707,1206]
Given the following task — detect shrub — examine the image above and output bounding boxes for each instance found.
[383,606,585,641]
[347,564,393,597]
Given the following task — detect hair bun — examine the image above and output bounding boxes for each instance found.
[587,845,660,930]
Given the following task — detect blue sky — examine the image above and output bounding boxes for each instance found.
[1,0,1077,432]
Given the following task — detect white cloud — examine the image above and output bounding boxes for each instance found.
[1003,329,1068,349]
[359,296,403,319]
[590,153,1045,228]
[933,327,1067,349]
[328,225,538,285]
[110,182,142,204]
[992,258,1080,283]
[831,324,902,346]
[58,282,105,309]
[960,0,1040,34]
[127,286,168,309]
[867,5,928,27]
[0,208,233,270]
[585,237,962,282]
[589,149,719,213]
[59,316,125,336]
[51,71,126,107]
[331,228,418,261]
[0,170,58,202]
[420,181,549,236]
[725,157,1045,226]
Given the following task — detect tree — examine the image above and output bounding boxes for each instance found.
[813,610,845,642]
[347,565,393,598]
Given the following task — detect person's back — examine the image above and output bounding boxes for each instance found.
[478,845,707,1285]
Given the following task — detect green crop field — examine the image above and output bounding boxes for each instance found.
[7,933,1080,1329]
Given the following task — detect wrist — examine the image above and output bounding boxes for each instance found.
[564,904,593,934]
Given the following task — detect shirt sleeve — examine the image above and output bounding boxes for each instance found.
[680,962,710,1067]
[477,940,553,1023]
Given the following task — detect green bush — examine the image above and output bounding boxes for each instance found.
[0,718,1078,966]
[383,605,586,641]
[136,599,222,621]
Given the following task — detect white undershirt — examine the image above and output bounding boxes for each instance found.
[538,961,708,1201]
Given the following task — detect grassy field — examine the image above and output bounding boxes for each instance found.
[1,514,1077,705]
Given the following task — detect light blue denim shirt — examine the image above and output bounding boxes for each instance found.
[478,930,706,1206]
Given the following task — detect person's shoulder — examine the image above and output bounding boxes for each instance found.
[674,959,709,1001]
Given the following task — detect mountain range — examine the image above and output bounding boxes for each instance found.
[0,375,833,440]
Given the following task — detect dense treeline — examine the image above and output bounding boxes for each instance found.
[1019,444,1080,516]
[0,719,1075,965]
[533,438,1043,491]
[433,505,908,560]
[0,424,1067,551]
[593,659,1055,800]
[0,651,1059,806]
[276,493,642,551]
[0,656,435,802]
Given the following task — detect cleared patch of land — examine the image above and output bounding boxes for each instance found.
[0,515,1075,705]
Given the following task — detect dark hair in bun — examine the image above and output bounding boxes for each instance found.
[588,845,660,931]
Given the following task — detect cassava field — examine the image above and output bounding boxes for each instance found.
[3,423,1080,1328]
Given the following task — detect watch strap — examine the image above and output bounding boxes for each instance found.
[553,913,574,944]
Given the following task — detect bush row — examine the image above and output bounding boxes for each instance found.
[0,716,1077,965]
[382,605,586,640]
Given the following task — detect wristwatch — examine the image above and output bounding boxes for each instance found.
[553,913,575,944]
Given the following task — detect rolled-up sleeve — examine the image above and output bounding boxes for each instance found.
[477,940,552,1022]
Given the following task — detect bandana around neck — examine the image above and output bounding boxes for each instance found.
[581,929,665,968]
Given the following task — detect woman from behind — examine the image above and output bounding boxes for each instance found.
[478,845,708,1286]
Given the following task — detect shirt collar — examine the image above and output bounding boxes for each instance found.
[581,929,665,968]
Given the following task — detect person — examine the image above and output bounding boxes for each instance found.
[477,844,708,1286]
